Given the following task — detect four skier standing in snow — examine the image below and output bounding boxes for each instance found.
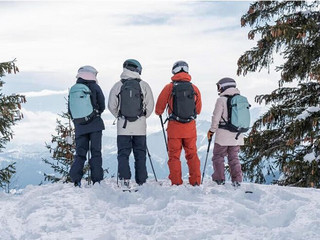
[68,61,248,187]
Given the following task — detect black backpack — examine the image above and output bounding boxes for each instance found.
[168,81,197,123]
[118,79,144,128]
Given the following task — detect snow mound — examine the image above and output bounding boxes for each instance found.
[1,180,320,240]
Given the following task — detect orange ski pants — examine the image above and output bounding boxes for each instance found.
[167,137,201,186]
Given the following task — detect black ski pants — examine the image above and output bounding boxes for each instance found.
[117,135,147,185]
[69,131,104,183]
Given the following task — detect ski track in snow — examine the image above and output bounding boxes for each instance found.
[1,180,320,240]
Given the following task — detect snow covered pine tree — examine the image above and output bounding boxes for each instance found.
[43,110,109,185]
[237,1,320,187]
[0,59,25,191]
[43,111,76,183]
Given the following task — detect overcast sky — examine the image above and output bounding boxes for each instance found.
[1,0,281,146]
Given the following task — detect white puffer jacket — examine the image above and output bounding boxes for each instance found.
[209,87,244,146]
[108,69,154,136]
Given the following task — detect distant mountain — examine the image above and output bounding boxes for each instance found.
[0,144,51,189]
[0,107,277,189]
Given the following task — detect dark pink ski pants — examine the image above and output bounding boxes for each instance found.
[211,143,242,182]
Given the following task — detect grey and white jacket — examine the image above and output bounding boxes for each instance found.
[108,69,154,136]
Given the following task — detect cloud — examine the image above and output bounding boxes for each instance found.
[20,89,68,98]
[125,14,171,26]
[1,1,283,143]
[10,108,58,145]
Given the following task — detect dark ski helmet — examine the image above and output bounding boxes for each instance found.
[123,59,142,75]
[172,60,189,74]
[216,77,236,93]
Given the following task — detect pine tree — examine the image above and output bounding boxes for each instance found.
[43,112,76,183]
[237,1,320,187]
[43,111,104,184]
[0,163,16,193]
[0,59,25,190]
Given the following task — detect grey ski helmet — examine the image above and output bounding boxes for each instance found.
[216,77,236,93]
[172,60,189,74]
[123,59,142,75]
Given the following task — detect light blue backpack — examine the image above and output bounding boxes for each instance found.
[68,83,95,124]
[219,94,251,139]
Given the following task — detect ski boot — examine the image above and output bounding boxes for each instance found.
[232,181,241,188]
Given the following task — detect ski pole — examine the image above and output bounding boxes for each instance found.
[201,138,212,184]
[159,115,168,152]
[87,142,92,185]
[117,168,119,187]
[146,146,158,182]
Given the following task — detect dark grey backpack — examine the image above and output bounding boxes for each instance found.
[168,81,197,123]
[118,79,144,128]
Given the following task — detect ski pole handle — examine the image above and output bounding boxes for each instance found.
[207,138,212,152]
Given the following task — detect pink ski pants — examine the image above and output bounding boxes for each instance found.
[211,143,242,182]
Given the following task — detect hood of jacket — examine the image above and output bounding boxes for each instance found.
[120,68,141,80]
[171,72,191,82]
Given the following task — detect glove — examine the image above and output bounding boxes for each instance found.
[207,130,214,140]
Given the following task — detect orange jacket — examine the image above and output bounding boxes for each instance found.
[155,72,202,138]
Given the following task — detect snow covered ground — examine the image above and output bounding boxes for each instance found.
[1,179,320,240]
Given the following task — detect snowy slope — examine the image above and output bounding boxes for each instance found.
[1,180,320,240]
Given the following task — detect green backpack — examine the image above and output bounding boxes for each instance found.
[219,94,251,139]
[68,83,96,124]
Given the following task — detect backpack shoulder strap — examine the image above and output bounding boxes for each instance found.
[220,94,234,124]
[190,83,198,96]
[82,82,96,110]
[167,81,176,112]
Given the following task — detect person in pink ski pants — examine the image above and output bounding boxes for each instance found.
[207,77,243,186]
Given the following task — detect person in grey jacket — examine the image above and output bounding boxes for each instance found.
[207,77,243,187]
[108,59,154,187]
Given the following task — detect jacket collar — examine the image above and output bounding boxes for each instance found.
[77,78,95,84]
[220,87,240,96]
[171,72,191,82]
[120,68,141,80]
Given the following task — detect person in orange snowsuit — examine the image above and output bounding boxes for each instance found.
[155,61,202,186]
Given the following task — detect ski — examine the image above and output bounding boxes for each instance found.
[233,186,253,194]
[122,189,138,193]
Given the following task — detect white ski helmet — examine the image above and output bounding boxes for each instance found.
[76,65,98,81]
[172,60,189,74]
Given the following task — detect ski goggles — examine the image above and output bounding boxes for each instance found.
[172,64,189,74]
[124,62,142,74]
[216,83,221,92]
